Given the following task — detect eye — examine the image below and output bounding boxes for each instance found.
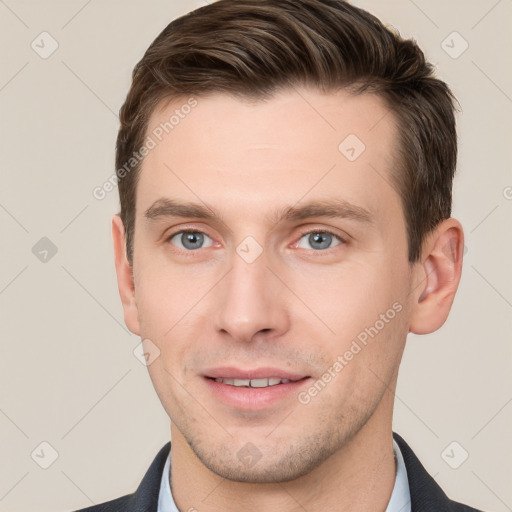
[296,229,344,251]
[167,230,214,251]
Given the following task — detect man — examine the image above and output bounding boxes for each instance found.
[76,0,483,510]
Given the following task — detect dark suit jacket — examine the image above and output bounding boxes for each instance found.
[73,432,483,511]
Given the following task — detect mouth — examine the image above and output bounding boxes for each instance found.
[208,376,302,388]
[202,367,312,410]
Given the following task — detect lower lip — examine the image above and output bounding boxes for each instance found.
[204,377,311,410]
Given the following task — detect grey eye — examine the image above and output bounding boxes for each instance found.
[297,231,341,251]
[170,231,213,251]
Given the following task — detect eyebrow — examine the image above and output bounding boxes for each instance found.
[144,197,373,229]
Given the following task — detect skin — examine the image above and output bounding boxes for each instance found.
[112,86,464,511]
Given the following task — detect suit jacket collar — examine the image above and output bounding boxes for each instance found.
[393,432,481,511]
[133,441,170,511]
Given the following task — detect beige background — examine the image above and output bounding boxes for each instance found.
[0,0,511,511]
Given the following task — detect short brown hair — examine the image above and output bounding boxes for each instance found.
[116,0,458,264]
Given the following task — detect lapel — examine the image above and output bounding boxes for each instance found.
[132,441,171,512]
[393,432,481,511]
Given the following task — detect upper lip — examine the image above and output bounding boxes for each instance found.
[202,367,309,381]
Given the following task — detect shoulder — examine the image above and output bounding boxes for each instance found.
[450,502,483,512]
[72,493,134,512]
[393,432,485,512]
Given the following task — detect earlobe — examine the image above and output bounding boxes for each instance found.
[112,214,141,335]
[409,218,464,335]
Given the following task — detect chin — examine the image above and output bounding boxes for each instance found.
[188,433,347,484]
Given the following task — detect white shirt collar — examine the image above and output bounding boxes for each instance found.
[386,439,412,512]
[157,450,179,512]
[157,439,411,512]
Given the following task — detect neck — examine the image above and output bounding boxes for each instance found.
[169,395,397,512]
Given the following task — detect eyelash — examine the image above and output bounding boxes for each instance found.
[165,227,347,253]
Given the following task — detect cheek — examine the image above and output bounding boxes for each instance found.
[293,259,408,340]
[297,261,410,394]
[134,256,209,338]
[133,262,217,394]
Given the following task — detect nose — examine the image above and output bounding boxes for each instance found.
[213,247,291,344]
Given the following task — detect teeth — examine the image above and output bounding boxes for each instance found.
[250,378,269,388]
[214,377,294,387]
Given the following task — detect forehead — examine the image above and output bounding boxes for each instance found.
[137,87,402,229]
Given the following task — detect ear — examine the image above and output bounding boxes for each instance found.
[409,218,464,335]
[112,214,140,335]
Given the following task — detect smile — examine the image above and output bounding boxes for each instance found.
[202,368,312,410]
[212,377,296,387]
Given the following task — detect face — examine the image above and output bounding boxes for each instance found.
[124,87,417,483]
